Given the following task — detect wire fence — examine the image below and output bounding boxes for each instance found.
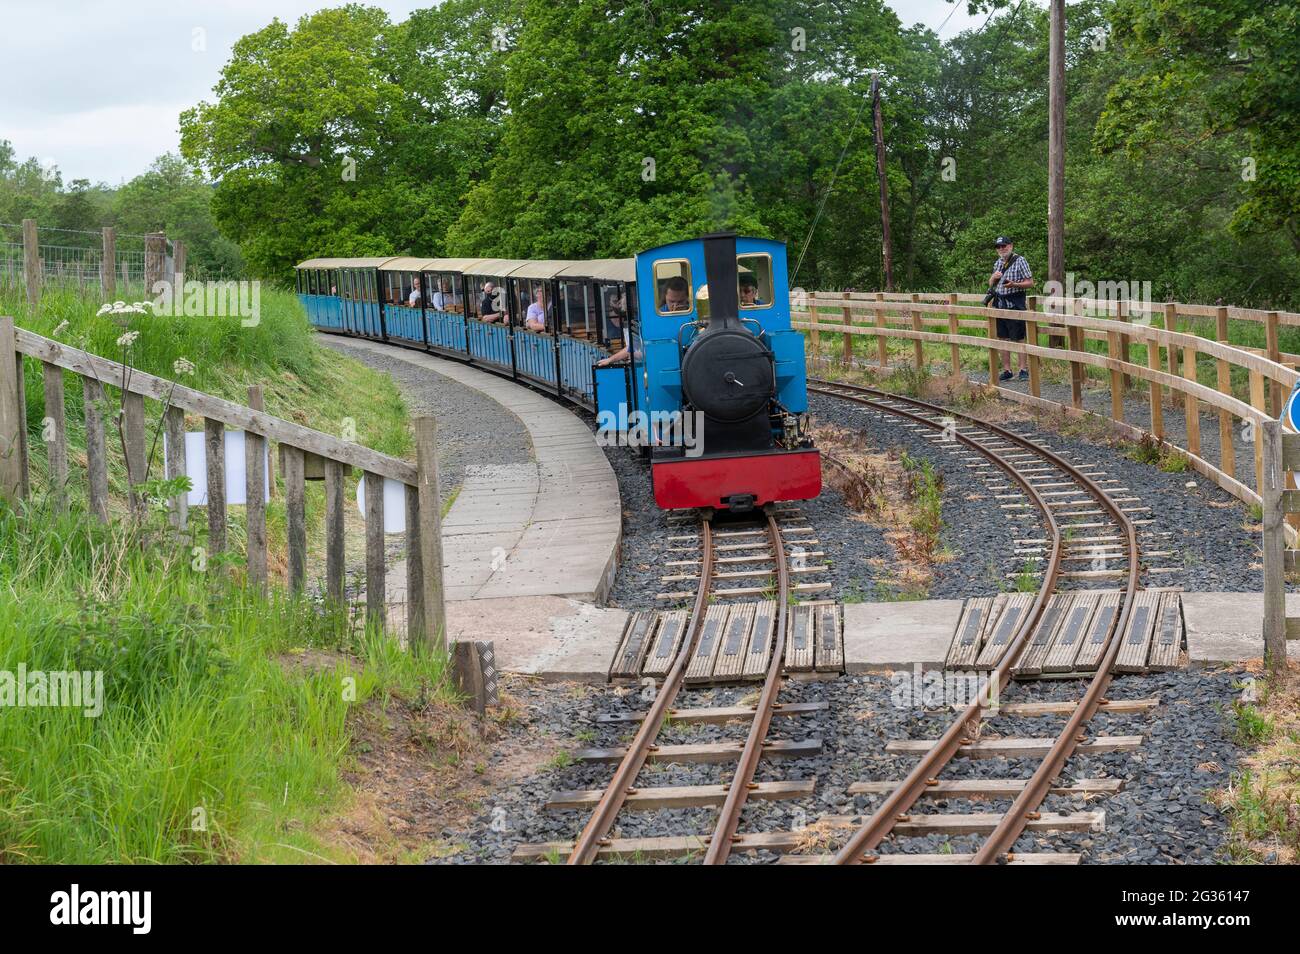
[0,222,234,300]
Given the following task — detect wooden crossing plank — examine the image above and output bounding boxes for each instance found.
[1147,592,1184,671]
[1043,592,1100,673]
[545,779,814,812]
[890,811,1104,837]
[574,738,821,765]
[785,603,816,672]
[988,697,1158,718]
[1015,593,1072,676]
[595,700,828,725]
[711,602,755,681]
[742,600,777,680]
[886,735,1142,759]
[975,593,1033,669]
[1113,591,1160,673]
[608,610,657,680]
[512,817,1091,863]
[1073,592,1121,671]
[848,777,1124,799]
[814,603,844,672]
[640,610,686,679]
[685,604,731,683]
[946,597,994,668]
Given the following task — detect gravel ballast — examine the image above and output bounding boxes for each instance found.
[434,668,1247,864]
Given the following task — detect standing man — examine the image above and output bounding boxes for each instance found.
[989,235,1033,381]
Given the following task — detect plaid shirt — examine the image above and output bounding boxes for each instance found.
[992,253,1032,296]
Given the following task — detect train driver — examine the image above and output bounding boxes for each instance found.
[660,276,690,313]
[739,273,765,307]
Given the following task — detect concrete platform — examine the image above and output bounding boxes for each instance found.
[448,596,629,684]
[340,339,621,604]
[1180,592,1293,665]
[843,600,965,672]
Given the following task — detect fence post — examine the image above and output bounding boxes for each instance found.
[413,417,447,654]
[909,293,924,372]
[144,232,166,294]
[1214,306,1235,479]
[101,227,116,301]
[1068,299,1085,409]
[946,293,961,383]
[1182,344,1201,457]
[1025,295,1041,397]
[1147,328,1165,441]
[22,219,39,310]
[1261,420,1289,673]
[1163,303,1179,408]
[874,292,887,368]
[172,239,186,290]
[1266,311,1282,417]
[0,316,26,503]
[245,384,267,590]
[840,291,852,366]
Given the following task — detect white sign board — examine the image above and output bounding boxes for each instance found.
[165,430,270,507]
[355,474,407,534]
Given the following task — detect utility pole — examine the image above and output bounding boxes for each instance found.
[1047,0,1065,292]
[871,74,895,292]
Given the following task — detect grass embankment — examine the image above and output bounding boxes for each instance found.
[0,285,457,863]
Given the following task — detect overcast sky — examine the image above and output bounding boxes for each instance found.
[2,1,989,186]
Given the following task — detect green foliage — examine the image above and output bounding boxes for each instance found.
[1097,0,1300,252]
[0,502,453,863]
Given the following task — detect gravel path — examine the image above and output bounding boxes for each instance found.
[433,667,1247,864]
[320,337,532,502]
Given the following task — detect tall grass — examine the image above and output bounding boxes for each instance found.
[0,498,453,863]
[0,283,446,863]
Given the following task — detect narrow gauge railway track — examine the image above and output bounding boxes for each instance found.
[551,509,803,865]
[809,379,1141,865]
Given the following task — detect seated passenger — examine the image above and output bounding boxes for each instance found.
[525,287,547,332]
[660,276,690,313]
[480,282,506,323]
[739,274,766,307]
[597,309,628,367]
[408,276,422,307]
[431,281,448,310]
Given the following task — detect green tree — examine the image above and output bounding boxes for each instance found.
[1097,0,1300,251]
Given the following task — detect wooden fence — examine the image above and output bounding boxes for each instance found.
[0,315,446,652]
[797,292,1300,510]
[1259,419,1298,670]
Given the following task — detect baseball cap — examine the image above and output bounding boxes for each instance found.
[994,236,1012,247]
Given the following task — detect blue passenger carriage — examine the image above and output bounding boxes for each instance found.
[295,234,819,512]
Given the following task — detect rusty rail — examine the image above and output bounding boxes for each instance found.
[567,516,716,864]
[703,511,790,864]
[809,380,1138,864]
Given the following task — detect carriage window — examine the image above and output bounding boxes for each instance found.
[654,260,692,315]
[737,254,773,310]
[429,272,461,312]
[596,283,627,344]
[560,281,592,337]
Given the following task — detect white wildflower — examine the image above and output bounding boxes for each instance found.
[116,330,141,348]
[51,320,70,337]
[97,303,112,316]
[173,357,195,377]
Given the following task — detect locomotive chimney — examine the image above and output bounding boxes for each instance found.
[702,232,740,331]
